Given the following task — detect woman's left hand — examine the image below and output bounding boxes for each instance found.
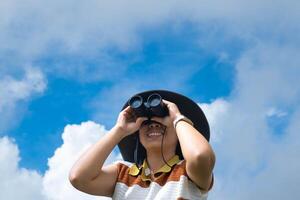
[151,99,182,128]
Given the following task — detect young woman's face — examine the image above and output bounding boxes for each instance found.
[138,120,178,153]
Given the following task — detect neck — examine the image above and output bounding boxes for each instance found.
[146,148,175,172]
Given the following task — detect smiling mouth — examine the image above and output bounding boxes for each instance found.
[147,132,163,137]
[146,126,165,138]
[141,119,166,138]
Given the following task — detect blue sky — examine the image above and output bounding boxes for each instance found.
[10,24,236,173]
[1,1,300,200]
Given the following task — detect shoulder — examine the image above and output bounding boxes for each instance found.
[112,160,136,177]
[173,159,187,172]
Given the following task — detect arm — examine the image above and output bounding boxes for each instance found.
[69,126,124,196]
[176,120,215,191]
[152,99,215,191]
[69,106,147,197]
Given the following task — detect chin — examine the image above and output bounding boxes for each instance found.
[142,141,162,150]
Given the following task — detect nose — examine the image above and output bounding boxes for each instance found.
[149,122,161,128]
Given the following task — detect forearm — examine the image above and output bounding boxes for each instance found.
[69,126,124,182]
[176,121,215,169]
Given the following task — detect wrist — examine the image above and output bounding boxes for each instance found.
[172,112,182,122]
[112,125,128,138]
[173,114,194,129]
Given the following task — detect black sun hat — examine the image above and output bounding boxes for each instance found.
[118,90,210,163]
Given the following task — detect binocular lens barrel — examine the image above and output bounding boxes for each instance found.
[128,95,145,117]
[147,93,168,117]
[129,95,143,109]
[148,93,161,107]
[128,93,169,118]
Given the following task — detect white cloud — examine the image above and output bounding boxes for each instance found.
[42,121,119,200]
[1,53,300,200]
[1,121,120,200]
[0,136,45,200]
[1,1,300,200]
[0,67,45,102]
[200,43,300,200]
[1,0,299,81]
[199,99,230,143]
[266,107,287,118]
[0,67,46,133]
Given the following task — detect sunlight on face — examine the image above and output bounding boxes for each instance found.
[139,120,178,153]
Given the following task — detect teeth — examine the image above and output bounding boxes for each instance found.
[148,132,162,137]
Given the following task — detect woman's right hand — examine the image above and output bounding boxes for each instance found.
[114,106,147,137]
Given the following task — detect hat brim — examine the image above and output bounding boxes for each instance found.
[118,90,210,162]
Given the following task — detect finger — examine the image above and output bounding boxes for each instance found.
[123,106,135,116]
[162,99,171,104]
[163,99,180,110]
[122,107,131,116]
[162,99,176,106]
[123,106,131,111]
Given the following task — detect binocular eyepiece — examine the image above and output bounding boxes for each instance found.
[128,93,169,118]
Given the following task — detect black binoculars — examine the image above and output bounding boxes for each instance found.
[128,93,169,118]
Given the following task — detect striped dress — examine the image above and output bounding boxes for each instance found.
[112,155,212,200]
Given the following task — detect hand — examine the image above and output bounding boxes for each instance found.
[151,99,182,128]
[114,106,147,137]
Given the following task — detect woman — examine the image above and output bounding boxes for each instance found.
[69,90,215,199]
